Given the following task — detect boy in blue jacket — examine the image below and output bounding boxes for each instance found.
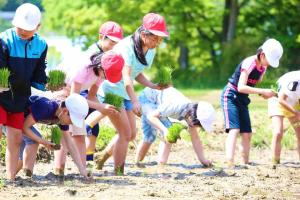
[0,3,48,181]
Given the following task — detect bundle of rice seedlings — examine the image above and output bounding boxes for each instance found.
[104,93,123,111]
[0,68,10,88]
[47,70,66,91]
[166,123,186,143]
[50,126,63,150]
[155,66,173,86]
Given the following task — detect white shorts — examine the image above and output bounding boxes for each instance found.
[69,124,87,136]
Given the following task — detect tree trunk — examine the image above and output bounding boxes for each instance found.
[222,0,239,43]
[178,42,189,70]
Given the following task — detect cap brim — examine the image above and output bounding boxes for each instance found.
[149,30,169,37]
[199,119,213,133]
[12,19,37,31]
[106,72,122,83]
[269,59,279,68]
[106,35,122,42]
[69,113,85,128]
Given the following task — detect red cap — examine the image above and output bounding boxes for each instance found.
[142,13,169,37]
[99,21,123,42]
[101,50,124,83]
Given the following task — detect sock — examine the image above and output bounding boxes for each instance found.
[86,151,94,161]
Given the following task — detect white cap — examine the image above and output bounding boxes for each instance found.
[12,3,41,31]
[261,38,283,68]
[196,101,216,133]
[65,94,88,128]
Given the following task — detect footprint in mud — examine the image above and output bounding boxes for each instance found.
[202,168,236,177]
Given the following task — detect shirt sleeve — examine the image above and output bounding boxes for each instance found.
[0,39,9,69]
[241,56,256,74]
[31,45,48,84]
[72,67,89,84]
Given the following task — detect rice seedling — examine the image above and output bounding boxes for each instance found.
[0,68,10,88]
[51,126,63,150]
[103,93,123,111]
[155,66,173,86]
[47,70,66,91]
[166,123,186,143]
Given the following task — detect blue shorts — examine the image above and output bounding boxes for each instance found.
[19,126,42,160]
[220,85,252,133]
[139,92,172,143]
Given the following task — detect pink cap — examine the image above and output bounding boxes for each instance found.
[99,21,123,42]
[142,13,169,37]
[101,50,124,83]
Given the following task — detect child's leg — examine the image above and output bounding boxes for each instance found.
[85,123,99,161]
[157,141,171,164]
[107,109,131,174]
[72,135,86,166]
[271,115,284,163]
[54,137,68,174]
[189,127,211,166]
[225,129,239,165]
[23,143,39,173]
[0,125,2,139]
[136,142,152,163]
[85,111,104,128]
[6,126,23,180]
[240,133,252,164]
[288,116,300,160]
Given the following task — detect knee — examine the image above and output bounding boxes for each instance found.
[273,132,283,141]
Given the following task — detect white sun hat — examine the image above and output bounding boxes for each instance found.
[196,101,216,133]
[65,93,89,128]
[261,38,283,68]
[12,3,41,31]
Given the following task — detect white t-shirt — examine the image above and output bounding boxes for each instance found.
[278,71,300,106]
[141,87,190,119]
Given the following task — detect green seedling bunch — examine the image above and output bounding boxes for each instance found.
[104,93,123,111]
[0,68,10,88]
[51,126,63,150]
[48,70,66,91]
[156,66,173,86]
[166,123,186,143]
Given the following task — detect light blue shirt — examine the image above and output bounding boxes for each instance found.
[99,36,155,100]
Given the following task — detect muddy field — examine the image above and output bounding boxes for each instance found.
[0,90,300,200]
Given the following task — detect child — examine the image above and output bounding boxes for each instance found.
[0,3,48,180]
[268,71,300,166]
[54,50,124,175]
[220,38,283,167]
[84,21,123,162]
[135,87,216,166]
[91,13,169,174]
[18,94,89,179]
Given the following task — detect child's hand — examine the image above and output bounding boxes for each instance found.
[41,139,55,150]
[260,89,277,99]
[0,87,9,93]
[156,83,171,90]
[201,159,213,168]
[98,103,119,115]
[132,101,142,117]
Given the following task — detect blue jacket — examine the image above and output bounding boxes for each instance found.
[0,28,47,112]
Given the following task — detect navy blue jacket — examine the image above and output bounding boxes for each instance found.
[0,28,47,112]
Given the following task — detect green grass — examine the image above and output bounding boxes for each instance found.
[0,68,10,88]
[0,136,6,163]
[51,126,63,145]
[166,123,186,143]
[96,125,116,151]
[103,93,123,111]
[154,66,173,86]
[47,70,66,91]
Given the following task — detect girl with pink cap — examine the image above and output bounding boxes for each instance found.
[88,13,169,174]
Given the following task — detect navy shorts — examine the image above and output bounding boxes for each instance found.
[19,126,42,160]
[220,85,252,133]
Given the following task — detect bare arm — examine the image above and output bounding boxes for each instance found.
[237,70,275,98]
[278,92,300,118]
[146,110,168,134]
[87,84,99,102]
[135,73,157,89]
[189,127,211,166]
[23,114,54,148]
[61,131,88,177]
